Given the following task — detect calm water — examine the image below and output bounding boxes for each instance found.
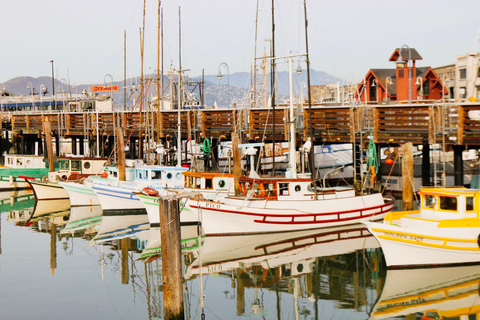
[1,195,479,320]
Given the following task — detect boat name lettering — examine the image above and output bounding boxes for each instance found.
[386,298,426,308]
[384,232,423,241]
[207,264,222,273]
[204,202,220,209]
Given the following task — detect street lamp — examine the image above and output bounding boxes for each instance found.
[217,62,230,107]
[415,77,423,100]
[385,76,393,101]
[371,79,379,102]
[399,45,412,103]
[26,82,34,109]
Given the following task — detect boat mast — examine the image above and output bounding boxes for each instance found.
[271,0,276,176]
[157,0,161,146]
[177,6,182,167]
[139,0,146,160]
[304,0,317,199]
[253,0,259,108]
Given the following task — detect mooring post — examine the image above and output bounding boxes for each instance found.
[232,131,242,195]
[159,196,184,319]
[117,127,126,181]
[401,142,414,211]
[50,222,57,275]
[44,120,55,172]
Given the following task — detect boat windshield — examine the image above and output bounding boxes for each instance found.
[71,160,81,171]
[59,159,70,170]
[439,196,458,211]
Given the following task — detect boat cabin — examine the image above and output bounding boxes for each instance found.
[184,171,234,192]
[237,176,355,201]
[133,165,188,189]
[419,188,478,218]
[50,156,108,181]
[3,154,47,169]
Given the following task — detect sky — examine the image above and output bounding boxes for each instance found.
[1,0,480,87]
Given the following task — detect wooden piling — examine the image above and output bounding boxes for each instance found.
[117,127,126,181]
[159,196,184,319]
[44,120,55,172]
[401,142,414,211]
[50,222,57,275]
[232,131,242,195]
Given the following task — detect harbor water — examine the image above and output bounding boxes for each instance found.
[1,195,480,320]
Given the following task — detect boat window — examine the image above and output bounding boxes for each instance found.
[294,185,301,192]
[466,196,474,211]
[83,161,91,169]
[71,160,81,171]
[440,196,457,211]
[166,172,173,180]
[424,194,436,209]
[113,171,117,178]
[279,183,289,195]
[17,159,23,166]
[59,159,70,170]
[195,178,201,188]
[205,178,213,189]
[218,179,226,188]
[176,172,182,180]
[151,170,162,180]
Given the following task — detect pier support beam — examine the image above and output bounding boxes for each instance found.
[453,145,465,186]
[159,197,184,319]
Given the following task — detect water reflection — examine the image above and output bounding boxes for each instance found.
[3,196,480,319]
[370,265,480,320]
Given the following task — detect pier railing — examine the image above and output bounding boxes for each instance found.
[4,102,480,147]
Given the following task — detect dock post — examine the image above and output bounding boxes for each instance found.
[159,196,184,319]
[232,132,242,195]
[401,142,414,210]
[44,120,55,172]
[50,223,57,275]
[117,127,126,181]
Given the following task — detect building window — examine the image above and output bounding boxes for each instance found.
[460,87,467,99]
[460,68,467,79]
[476,86,480,100]
[398,70,404,78]
[423,78,430,95]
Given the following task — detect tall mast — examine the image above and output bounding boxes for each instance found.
[304,0,317,198]
[124,30,127,111]
[177,6,182,167]
[139,0,146,160]
[271,0,276,176]
[157,0,161,145]
[253,0,260,108]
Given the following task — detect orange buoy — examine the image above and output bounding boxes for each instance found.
[101,172,108,178]
[143,187,159,196]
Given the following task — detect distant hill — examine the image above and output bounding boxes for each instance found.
[2,69,345,108]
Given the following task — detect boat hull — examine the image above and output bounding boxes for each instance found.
[364,221,480,268]
[28,180,68,200]
[137,193,199,227]
[60,181,100,207]
[92,183,146,215]
[188,193,394,235]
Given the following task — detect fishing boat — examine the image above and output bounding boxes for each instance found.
[137,171,235,227]
[91,164,188,215]
[59,161,138,207]
[364,187,480,268]
[369,265,480,319]
[0,154,55,190]
[26,156,107,201]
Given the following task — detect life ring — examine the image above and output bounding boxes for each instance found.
[143,187,159,196]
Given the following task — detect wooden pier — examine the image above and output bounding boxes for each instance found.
[4,102,480,149]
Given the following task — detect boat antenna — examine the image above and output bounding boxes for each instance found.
[177,6,182,167]
[304,0,317,199]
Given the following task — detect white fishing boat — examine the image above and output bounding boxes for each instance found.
[364,187,480,268]
[59,161,137,207]
[26,156,107,201]
[369,265,480,319]
[91,164,188,215]
[137,171,235,227]
[0,154,53,190]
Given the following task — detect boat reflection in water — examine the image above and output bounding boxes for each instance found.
[60,205,103,239]
[2,190,36,226]
[369,265,480,320]
[28,199,71,228]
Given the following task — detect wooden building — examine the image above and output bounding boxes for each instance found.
[356,48,448,102]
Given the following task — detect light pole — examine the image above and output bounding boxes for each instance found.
[385,76,393,101]
[0,84,5,111]
[416,77,423,100]
[371,79,379,102]
[39,84,46,109]
[26,82,34,109]
[400,45,412,103]
[217,62,230,107]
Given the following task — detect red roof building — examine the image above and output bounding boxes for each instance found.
[356,48,448,102]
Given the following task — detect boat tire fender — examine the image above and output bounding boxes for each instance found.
[143,187,159,196]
